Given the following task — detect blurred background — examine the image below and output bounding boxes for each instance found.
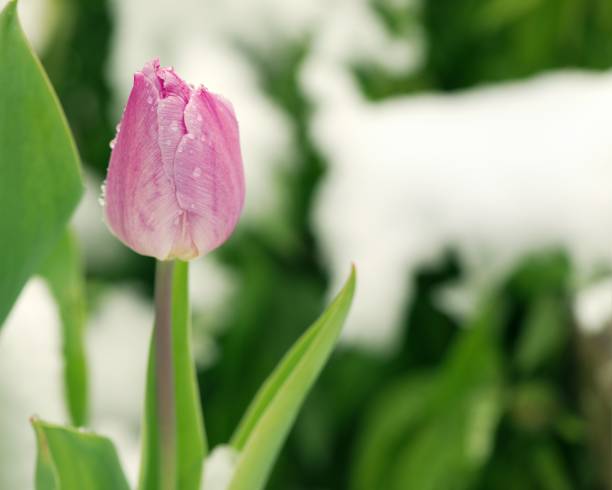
[3,0,612,488]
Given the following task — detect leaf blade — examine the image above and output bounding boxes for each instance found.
[227,266,356,490]
[230,311,322,450]
[32,419,130,490]
[0,0,83,327]
[39,228,89,427]
[172,261,207,489]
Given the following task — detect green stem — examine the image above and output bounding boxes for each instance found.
[139,260,205,490]
[154,260,177,490]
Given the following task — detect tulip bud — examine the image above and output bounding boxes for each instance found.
[103,59,245,261]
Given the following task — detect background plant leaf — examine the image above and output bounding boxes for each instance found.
[32,419,130,490]
[39,228,89,427]
[227,266,356,490]
[0,0,82,327]
[351,298,505,490]
[139,261,207,490]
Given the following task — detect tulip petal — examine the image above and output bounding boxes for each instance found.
[105,73,180,260]
[157,94,187,181]
[172,88,245,255]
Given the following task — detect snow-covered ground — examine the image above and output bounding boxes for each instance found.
[307,66,612,349]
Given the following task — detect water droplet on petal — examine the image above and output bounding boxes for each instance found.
[187,134,195,140]
[109,138,116,149]
[98,181,107,206]
[147,96,153,104]
[190,203,196,210]
[196,115,202,122]
[192,167,202,178]
[116,123,121,132]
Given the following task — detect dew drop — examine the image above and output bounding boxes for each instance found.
[196,115,202,122]
[115,122,121,132]
[147,96,153,104]
[192,167,202,178]
[187,134,195,140]
[190,203,196,210]
[98,181,107,207]
[109,138,116,149]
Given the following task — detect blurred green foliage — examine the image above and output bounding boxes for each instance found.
[40,0,612,488]
[42,0,114,174]
[359,0,612,98]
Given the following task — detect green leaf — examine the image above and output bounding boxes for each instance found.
[139,261,207,490]
[531,442,573,490]
[227,266,356,490]
[39,228,89,427]
[351,298,504,490]
[514,295,567,374]
[350,373,437,490]
[0,0,83,327]
[32,418,130,490]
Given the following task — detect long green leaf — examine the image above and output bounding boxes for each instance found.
[39,228,89,427]
[139,261,207,490]
[227,266,356,490]
[230,311,322,450]
[32,419,130,490]
[0,0,82,327]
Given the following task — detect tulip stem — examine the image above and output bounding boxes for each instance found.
[154,260,177,490]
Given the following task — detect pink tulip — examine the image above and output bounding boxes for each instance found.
[103,59,245,261]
